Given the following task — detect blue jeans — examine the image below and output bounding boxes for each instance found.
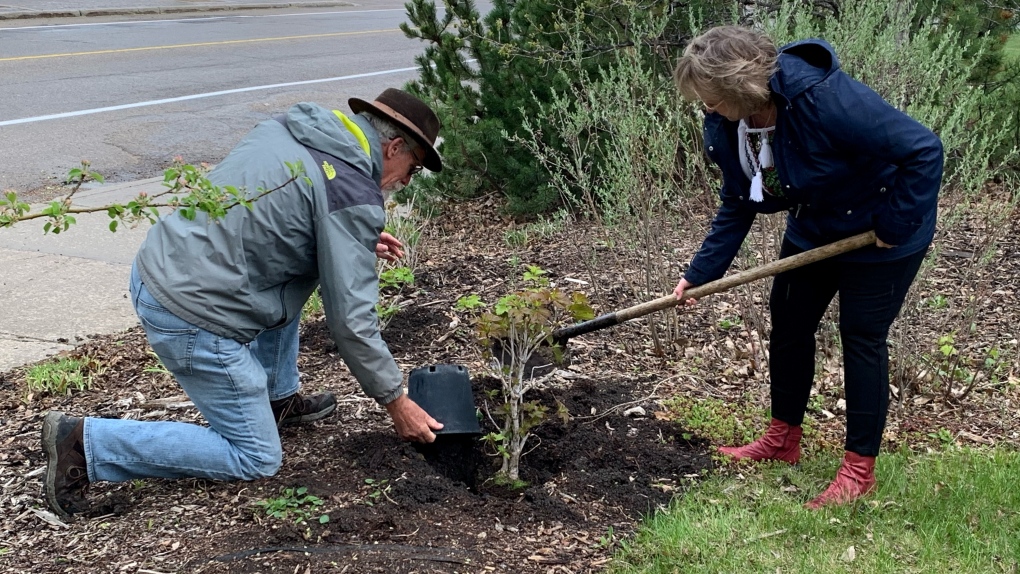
[82,263,301,483]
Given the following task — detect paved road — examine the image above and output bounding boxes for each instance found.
[0,0,352,18]
[0,0,487,371]
[1,1,426,193]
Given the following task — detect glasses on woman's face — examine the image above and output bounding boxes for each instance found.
[702,99,723,112]
[693,89,724,113]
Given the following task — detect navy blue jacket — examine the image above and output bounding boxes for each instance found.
[684,39,944,286]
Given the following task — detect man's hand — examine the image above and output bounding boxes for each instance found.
[673,277,699,306]
[876,237,897,248]
[375,232,404,261]
[384,394,443,443]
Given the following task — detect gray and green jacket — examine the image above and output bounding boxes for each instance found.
[135,102,403,404]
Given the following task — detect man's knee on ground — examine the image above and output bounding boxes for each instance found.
[233,445,283,481]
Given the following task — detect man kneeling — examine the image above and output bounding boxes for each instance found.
[42,88,444,519]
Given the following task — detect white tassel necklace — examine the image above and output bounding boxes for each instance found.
[737,106,777,203]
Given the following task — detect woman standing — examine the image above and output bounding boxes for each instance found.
[672,26,943,508]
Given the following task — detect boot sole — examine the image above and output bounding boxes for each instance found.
[279,402,337,426]
[41,411,72,520]
[717,447,800,465]
[805,484,876,509]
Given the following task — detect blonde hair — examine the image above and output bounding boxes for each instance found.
[673,26,778,118]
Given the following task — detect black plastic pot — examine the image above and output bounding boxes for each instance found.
[407,364,481,435]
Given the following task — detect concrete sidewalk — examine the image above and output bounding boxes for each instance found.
[0,178,166,371]
[0,0,405,371]
[0,0,353,20]
[2,0,418,373]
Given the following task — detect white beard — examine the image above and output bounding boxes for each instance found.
[381,181,404,200]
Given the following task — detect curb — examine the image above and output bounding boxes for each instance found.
[0,1,354,20]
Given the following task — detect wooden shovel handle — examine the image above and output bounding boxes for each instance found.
[616,230,877,321]
[552,230,876,342]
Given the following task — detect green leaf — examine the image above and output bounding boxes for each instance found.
[109,220,118,232]
[555,400,571,425]
[522,265,548,284]
[455,294,484,311]
[379,267,415,289]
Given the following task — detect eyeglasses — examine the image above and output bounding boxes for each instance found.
[693,89,723,113]
[702,99,723,112]
[406,146,425,178]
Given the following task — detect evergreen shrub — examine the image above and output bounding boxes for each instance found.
[400,0,732,216]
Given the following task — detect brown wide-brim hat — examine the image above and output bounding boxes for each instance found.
[349,88,443,173]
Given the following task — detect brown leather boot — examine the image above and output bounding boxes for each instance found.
[270,391,337,427]
[805,451,877,509]
[718,418,802,464]
[42,412,90,520]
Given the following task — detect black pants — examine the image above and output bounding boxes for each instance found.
[768,238,926,457]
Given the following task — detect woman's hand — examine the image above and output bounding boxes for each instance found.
[673,278,699,306]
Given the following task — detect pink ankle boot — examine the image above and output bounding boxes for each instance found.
[805,451,877,509]
[718,418,802,464]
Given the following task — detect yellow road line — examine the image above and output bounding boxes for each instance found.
[0,28,398,62]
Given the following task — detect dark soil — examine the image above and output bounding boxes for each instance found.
[0,208,712,574]
[3,192,1018,573]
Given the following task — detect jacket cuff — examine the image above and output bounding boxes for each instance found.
[376,386,405,406]
[682,268,710,288]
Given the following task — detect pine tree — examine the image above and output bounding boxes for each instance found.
[914,0,1019,83]
[400,0,732,215]
[913,0,1020,152]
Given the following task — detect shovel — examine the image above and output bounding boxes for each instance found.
[551,230,877,346]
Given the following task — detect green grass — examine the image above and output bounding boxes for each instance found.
[301,287,323,321]
[661,395,825,447]
[502,210,571,248]
[611,447,1020,573]
[25,356,101,396]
